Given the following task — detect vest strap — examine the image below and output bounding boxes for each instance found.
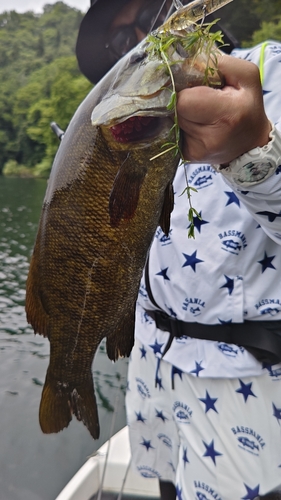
[146,309,281,364]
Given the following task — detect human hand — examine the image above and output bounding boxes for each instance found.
[176,52,272,165]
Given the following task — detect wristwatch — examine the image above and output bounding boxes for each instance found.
[213,122,281,187]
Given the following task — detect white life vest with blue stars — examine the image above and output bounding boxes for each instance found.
[136,40,281,379]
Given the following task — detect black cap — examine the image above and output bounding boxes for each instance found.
[76,0,138,84]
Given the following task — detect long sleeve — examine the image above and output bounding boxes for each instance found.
[218,42,281,243]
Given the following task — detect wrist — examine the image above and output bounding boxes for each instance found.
[213,122,281,187]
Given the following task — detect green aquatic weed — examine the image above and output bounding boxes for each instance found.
[147,20,225,238]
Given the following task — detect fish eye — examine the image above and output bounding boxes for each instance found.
[129,51,147,64]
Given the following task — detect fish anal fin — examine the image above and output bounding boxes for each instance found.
[106,309,135,361]
[159,182,174,236]
[39,370,100,439]
[109,162,147,227]
[25,244,49,338]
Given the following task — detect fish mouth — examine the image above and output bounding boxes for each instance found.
[109,116,159,143]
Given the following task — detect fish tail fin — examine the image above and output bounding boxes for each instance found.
[70,381,100,439]
[39,370,100,439]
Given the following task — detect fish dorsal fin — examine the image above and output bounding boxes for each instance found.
[159,182,174,236]
[109,156,147,227]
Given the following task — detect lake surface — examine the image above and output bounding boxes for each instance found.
[0,177,128,500]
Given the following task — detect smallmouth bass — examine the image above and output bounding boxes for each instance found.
[26,1,229,439]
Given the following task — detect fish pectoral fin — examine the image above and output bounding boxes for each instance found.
[25,247,49,338]
[159,182,174,236]
[109,162,147,227]
[39,370,100,439]
[106,309,135,361]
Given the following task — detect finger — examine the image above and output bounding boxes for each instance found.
[177,85,229,125]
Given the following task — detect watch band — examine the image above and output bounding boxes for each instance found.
[213,122,281,187]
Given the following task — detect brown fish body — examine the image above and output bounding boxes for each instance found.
[26,63,179,437]
[26,19,224,438]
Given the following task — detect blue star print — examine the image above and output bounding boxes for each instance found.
[273,403,281,423]
[182,251,204,272]
[155,409,168,422]
[149,340,164,355]
[140,438,154,451]
[156,268,170,280]
[220,275,234,295]
[241,484,260,500]
[202,439,223,465]
[225,191,240,207]
[199,391,218,413]
[139,345,147,359]
[135,411,146,423]
[258,252,276,273]
[236,379,257,402]
[190,361,205,377]
[189,211,209,233]
[256,210,281,222]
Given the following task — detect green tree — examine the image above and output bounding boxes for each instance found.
[252,0,281,23]
[213,0,281,46]
[25,57,92,172]
[247,17,281,46]
[12,56,92,174]
[0,2,89,175]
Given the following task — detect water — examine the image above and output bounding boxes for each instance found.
[0,177,128,500]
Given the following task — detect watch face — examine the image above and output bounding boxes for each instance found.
[237,161,272,184]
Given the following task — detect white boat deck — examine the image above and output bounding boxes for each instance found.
[56,427,160,500]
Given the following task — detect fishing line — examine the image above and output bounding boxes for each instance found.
[199,4,207,26]
[173,0,184,9]
[151,0,182,32]
[96,374,124,500]
[116,458,132,500]
[149,0,167,32]
[165,0,175,20]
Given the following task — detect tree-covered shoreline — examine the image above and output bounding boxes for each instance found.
[0,2,92,178]
[0,0,280,178]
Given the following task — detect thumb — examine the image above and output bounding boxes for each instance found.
[217,52,262,90]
